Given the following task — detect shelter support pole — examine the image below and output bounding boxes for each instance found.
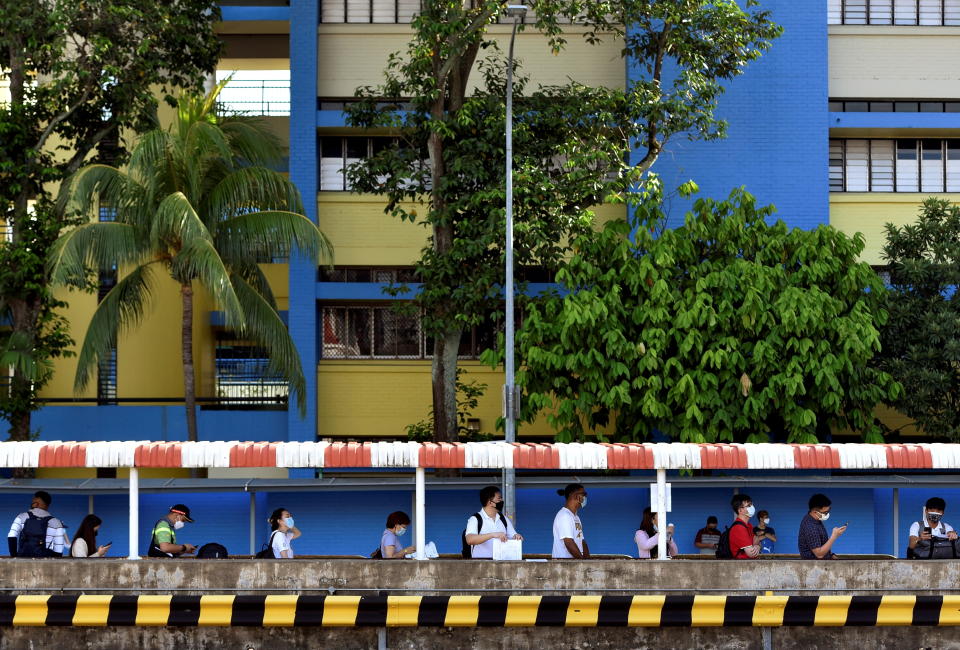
[415,467,426,560]
[656,468,668,560]
[249,492,256,556]
[128,467,139,560]
[893,487,899,558]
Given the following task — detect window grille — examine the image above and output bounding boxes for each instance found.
[319,135,424,191]
[214,337,289,404]
[829,0,960,24]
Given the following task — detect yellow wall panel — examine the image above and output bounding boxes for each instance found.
[829,27,960,98]
[317,361,557,438]
[318,195,429,266]
[317,25,624,97]
[829,193,960,264]
[40,286,98,400]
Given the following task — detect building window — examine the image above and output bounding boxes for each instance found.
[320,136,416,191]
[830,138,960,192]
[830,99,960,112]
[215,70,290,116]
[318,1,560,24]
[97,205,118,404]
[321,305,498,359]
[829,0,960,24]
[214,335,289,405]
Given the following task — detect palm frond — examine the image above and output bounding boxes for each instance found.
[150,192,213,249]
[231,273,307,417]
[204,167,305,225]
[172,236,245,328]
[74,265,156,393]
[184,120,236,202]
[127,130,176,188]
[57,164,141,220]
[219,118,285,167]
[215,210,333,267]
[47,222,144,287]
[231,262,277,310]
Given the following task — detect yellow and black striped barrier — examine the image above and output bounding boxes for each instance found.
[1,594,958,627]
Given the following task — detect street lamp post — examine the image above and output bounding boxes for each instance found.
[503,3,527,526]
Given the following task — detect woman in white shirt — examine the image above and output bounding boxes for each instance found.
[268,508,302,558]
[70,514,110,558]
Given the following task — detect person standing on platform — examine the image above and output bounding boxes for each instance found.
[147,504,196,558]
[694,516,721,555]
[727,494,760,559]
[798,493,846,559]
[552,483,590,559]
[7,491,69,558]
[465,486,522,559]
[754,510,777,554]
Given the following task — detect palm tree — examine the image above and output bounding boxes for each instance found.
[49,83,332,442]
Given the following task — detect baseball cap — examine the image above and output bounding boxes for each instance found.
[170,504,194,522]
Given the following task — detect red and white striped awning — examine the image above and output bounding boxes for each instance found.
[0,441,956,470]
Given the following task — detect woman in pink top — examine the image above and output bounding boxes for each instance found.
[635,506,678,559]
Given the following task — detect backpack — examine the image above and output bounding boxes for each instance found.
[196,543,228,559]
[907,521,959,559]
[254,531,279,559]
[370,547,383,559]
[461,512,508,558]
[17,512,59,558]
[715,520,751,559]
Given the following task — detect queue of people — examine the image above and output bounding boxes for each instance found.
[3,487,957,560]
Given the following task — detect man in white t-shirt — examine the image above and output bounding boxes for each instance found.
[464,486,523,559]
[552,483,590,559]
[908,496,957,557]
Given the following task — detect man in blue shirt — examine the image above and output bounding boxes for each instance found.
[798,493,847,559]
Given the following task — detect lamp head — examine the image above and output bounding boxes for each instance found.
[505,4,528,17]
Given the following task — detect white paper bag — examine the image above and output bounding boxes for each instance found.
[424,541,439,558]
[492,538,522,561]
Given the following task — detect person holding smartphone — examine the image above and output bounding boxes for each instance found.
[798,493,846,559]
[70,514,111,558]
[907,497,957,557]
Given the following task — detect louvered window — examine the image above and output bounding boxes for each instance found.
[831,139,960,192]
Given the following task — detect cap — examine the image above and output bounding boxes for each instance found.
[170,504,194,523]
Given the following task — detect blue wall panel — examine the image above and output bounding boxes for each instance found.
[30,407,287,442]
[649,1,828,230]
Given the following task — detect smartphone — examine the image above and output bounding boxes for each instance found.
[104,541,112,546]
[924,527,932,535]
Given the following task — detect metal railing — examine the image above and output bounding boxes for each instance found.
[217,80,290,116]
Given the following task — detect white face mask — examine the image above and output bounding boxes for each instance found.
[652,524,659,532]
[762,518,770,525]
[819,511,830,521]
[284,517,295,529]
[396,526,407,536]
[745,505,756,518]
[173,520,185,530]
[579,496,587,509]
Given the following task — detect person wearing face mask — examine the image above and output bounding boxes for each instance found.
[635,506,677,559]
[798,493,846,559]
[380,511,415,559]
[268,508,302,559]
[552,483,590,559]
[754,510,777,554]
[464,486,522,559]
[907,497,958,558]
[147,504,196,557]
[727,494,761,559]
[694,516,721,555]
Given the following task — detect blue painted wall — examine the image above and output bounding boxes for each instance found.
[1,484,942,559]
[649,0,828,230]
[30,407,287,442]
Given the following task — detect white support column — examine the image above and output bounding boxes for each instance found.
[249,492,257,556]
[415,467,426,560]
[656,468,668,561]
[893,487,900,558]
[128,467,139,560]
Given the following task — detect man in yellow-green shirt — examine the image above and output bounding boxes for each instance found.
[147,504,197,557]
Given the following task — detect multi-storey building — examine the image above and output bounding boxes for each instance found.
[1,0,954,556]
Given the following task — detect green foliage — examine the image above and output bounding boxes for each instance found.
[50,85,333,436]
[0,0,222,439]
[873,198,960,440]
[347,0,780,441]
[518,184,899,443]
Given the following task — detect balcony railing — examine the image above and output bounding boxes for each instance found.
[217,79,290,116]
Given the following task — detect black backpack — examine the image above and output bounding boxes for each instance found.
[18,512,59,558]
[461,512,508,558]
[907,521,959,559]
[196,543,228,559]
[254,531,279,559]
[715,520,750,559]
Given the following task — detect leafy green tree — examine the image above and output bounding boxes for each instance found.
[50,86,333,442]
[0,0,222,439]
[873,198,960,440]
[519,184,900,443]
[347,0,780,442]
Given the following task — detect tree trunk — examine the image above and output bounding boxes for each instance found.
[6,297,40,442]
[181,283,198,444]
[431,328,462,443]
